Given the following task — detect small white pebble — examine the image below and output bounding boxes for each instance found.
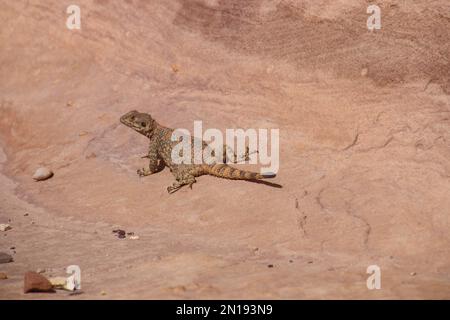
[130,235,140,240]
[33,167,53,181]
[410,272,417,276]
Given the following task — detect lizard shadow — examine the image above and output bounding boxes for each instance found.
[245,179,283,189]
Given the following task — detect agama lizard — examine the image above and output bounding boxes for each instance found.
[120,110,276,193]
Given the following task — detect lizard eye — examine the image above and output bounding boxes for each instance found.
[130,116,135,121]
[141,122,147,127]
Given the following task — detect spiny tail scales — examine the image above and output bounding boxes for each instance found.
[120,110,279,193]
[196,164,276,180]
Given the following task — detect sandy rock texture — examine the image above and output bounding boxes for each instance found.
[0,0,449,299]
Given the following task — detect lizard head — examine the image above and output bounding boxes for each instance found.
[120,110,156,137]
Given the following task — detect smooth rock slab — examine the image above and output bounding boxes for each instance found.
[23,271,54,293]
[32,167,54,181]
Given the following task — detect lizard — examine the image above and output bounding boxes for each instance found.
[120,110,276,193]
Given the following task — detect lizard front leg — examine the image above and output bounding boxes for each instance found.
[137,141,164,177]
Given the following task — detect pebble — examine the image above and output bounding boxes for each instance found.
[101,290,107,296]
[410,272,417,276]
[36,268,46,274]
[170,285,186,294]
[33,167,54,181]
[113,229,126,239]
[0,224,11,232]
[0,272,7,280]
[129,235,140,240]
[361,67,369,77]
[23,271,54,293]
[171,64,180,73]
[49,277,69,290]
[267,264,274,268]
[0,252,13,264]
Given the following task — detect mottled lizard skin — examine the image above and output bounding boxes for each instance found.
[120,110,275,193]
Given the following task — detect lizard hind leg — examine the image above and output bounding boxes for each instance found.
[167,173,197,194]
[224,146,257,164]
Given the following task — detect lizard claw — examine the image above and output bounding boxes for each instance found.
[137,168,146,177]
[167,186,180,194]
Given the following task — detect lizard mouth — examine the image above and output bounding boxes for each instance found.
[120,116,131,126]
[120,110,138,126]
[121,119,142,131]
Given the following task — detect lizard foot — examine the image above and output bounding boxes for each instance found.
[137,168,151,177]
[167,184,182,194]
[167,178,195,194]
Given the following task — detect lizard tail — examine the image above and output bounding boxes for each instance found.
[201,164,276,180]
